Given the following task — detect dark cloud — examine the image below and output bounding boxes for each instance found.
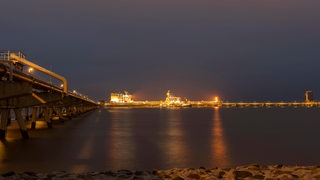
[1,0,320,101]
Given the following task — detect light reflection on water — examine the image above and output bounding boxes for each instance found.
[165,109,188,166]
[212,108,231,167]
[1,108,320,172]
[108,109,135,169]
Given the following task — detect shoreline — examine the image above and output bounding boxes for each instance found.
[2,164,320,179]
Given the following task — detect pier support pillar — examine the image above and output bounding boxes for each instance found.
[71,106,76,117]
[67,107,73,119]
[49,107,53,120]
[43,107,52,128]
[7,111,11,126]
[66,107,70,118]
[0,109,9,139]
[68,107,74,119]
[14,108,29,139]
[57,107,64,122]
[38,107,43,119]
[31,107,37,129]
[76,106,79,115]
[25,108,30,121]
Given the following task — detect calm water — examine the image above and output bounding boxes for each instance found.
[1,107,320,172]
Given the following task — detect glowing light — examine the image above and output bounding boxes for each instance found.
[214,96,219,103]
[165,90,182,105]
[110,91,133,103]
[60,84,64,88]
[28,67,34,73]
[110,97,120,103]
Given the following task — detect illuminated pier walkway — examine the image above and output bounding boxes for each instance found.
[0,50,98,139]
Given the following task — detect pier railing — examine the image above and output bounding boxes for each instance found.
[0,50,26,60]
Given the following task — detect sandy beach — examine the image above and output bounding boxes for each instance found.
[2,164,320,179]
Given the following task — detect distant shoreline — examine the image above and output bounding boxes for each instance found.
[104,100,320,108]
[2,164,320,179]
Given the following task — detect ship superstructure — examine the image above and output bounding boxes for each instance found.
[164,90,181,105]
[110,91,133,103]
[162,90,191,107]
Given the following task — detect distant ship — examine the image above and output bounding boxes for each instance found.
[110,91,133,104]
[160,90,191,107]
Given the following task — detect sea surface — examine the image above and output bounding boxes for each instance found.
[1,107,320,172]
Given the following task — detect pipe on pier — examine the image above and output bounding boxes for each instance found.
[9,53,68,93]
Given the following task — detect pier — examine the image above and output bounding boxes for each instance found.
[0,50,98,139]
[105,101,320,108]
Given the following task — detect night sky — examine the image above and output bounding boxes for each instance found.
[1,0,320,101]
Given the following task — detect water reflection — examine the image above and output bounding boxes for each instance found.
[212,108,231,167]
[108,109,135,169]
[75,109,102,161]
[76,136,95,160]
[0,141,6,170]
[165,109,187,166]
[70,113,99,172]
[70,136,94,172]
